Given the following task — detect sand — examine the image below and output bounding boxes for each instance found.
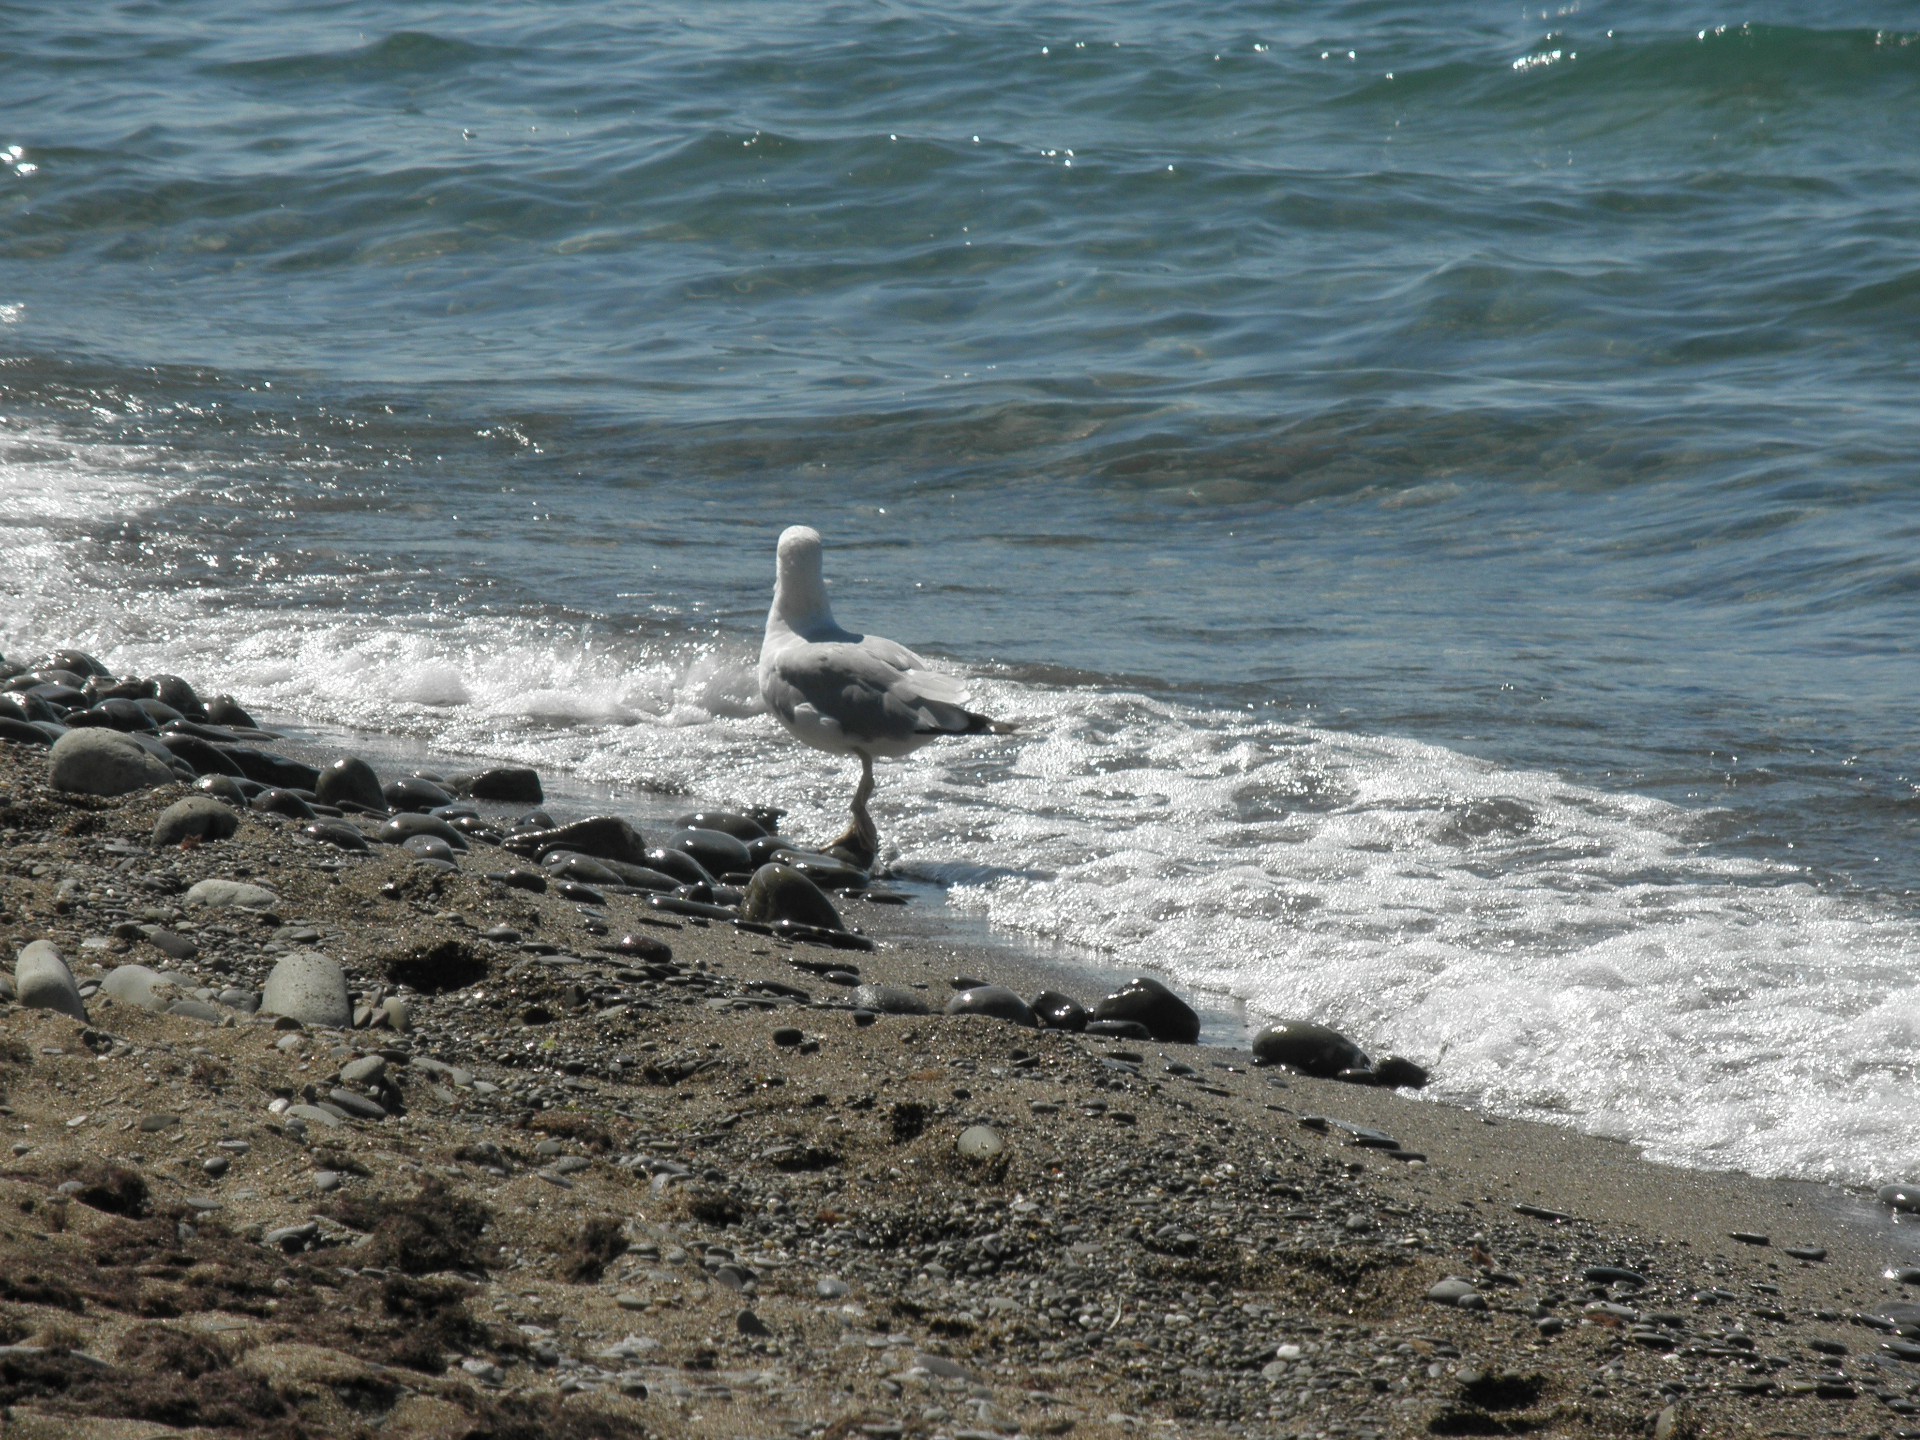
[0,726,1916,1440]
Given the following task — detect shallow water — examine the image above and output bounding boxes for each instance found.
[2,1,1917,1186]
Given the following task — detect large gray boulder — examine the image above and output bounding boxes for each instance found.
[48,728,177,797]
[15,941,87,1021]
[261,951,352,1029]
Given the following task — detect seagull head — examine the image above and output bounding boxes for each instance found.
[773,524,835,633]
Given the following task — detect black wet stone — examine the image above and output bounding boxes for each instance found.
[675,809,770,841]
[460,766,544,804]
[204,695,257,728]
[640,845,715,886]
[302,820,370,852]
[504,815,652,867]
[154,732,245,777]
[771,1026,804,1048]
[607,933,673,964]
[381,812,470,849]
[945,985,1039,1028]
[252,787,317,820]
[1370,1055,1431,1089]
[741,863,844,932]
[1879,1183,1920,1213]
[1084,1019,1152,1040]
[224,746,321,791]
[546,853,623,886]
[316,756,386,811]
[1032,990,1088,1031]
[0,716,54,747]
[1251,1019,1370,1076]
[384,774,455,813]
[1090,976,1200,1045]
[487,868,549,894]
[152,796,241,847]
[667,827,756,877]
[152,674,207,719]
[767,848,870,891]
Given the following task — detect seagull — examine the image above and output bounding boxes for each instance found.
[758,525,1013,869]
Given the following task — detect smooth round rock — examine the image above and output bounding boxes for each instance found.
[609,933,673,963]
[666,827,755,877]
[154,732,245,777]
[185,878,281,911]
[1880,1183,1920,1214]
[380,812,469,850]
[402,834,459,864]
[384,775,454,813]
[766,848,870,891]
[204,695,257,728]
[1032,990,1088,1031]
[944,985,1038,1028]
[505,816,652,867]
[100,964,188,1011]
[315,756,386,811]
[1084,1018,1152,1040]
[459,766,544,804]
[14,941,87,1021]
[741,862,844,931]
[1427,1277,1482,1305]
[262,951,352,1029]
[674,809,768,841]
[641,846,714,886]
[848,983,929,1016]
[196,775,252,804]
[151,674,207,719]
[1252,1019,1371,1077]
[152,795,241,847]
[957,1125,1005,1161]
[1090,976,1199,1045]
[0,716,54,747]
[1370,1055,1430,1089]
[48,727,178,796]
[302,820,371,851]
[251,787,315,820]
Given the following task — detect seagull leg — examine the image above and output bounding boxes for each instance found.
[825,751,878,871]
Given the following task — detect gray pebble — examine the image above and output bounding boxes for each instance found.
[152,795,240,847]
[944,984,1038,1028]
[262,950,352,1028]
[184,878,281,911]
[848,983,930,1016]
[14,940,87,1021]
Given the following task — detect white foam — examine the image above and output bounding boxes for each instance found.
[4,478,1916,1186]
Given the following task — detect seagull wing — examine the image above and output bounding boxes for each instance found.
[764,636,981,749]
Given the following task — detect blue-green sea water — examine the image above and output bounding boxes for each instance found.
[2,1,1917,1185]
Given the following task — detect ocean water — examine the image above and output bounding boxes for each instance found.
[3,1,1918,1187]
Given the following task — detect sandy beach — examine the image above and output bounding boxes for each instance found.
[0,697,1917,1440]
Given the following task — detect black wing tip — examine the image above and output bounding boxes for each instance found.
[916,710,1016,738]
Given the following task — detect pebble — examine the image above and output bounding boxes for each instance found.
[340,1054,387,1086]
[1879,1182,1920,1213]
[302,820,370,851]
[382,812,470,849]
[957,1125,1005,1161]
[152,795,241,847]
[945,985,1039,1028]
[668,827,755,876]
[14,940,88,1021]
[48,728,178,796]
[313,1170,343,1193]
[848,983,929,1016]
[261,950,353,1029]
[251,787,316,820]
[184,878,281,910]
[1426,1278,1482,1307]
[674,808,768,840]
[327,1087,387,1121]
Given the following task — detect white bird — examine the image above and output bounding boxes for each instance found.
[758,525,1013,868]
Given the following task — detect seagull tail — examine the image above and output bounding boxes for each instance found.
[918,707,1016,738]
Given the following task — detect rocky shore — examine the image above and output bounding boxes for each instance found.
[0,651,1918,1440]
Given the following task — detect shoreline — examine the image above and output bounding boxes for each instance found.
[0,666,1917,1437]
